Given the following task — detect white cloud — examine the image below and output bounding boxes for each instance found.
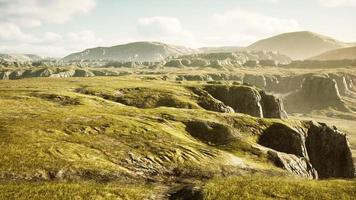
[0,0,96,27]
[137,16,197,46]
[318,0,356,7]
[210,9,300,45]
[0,29,104,57]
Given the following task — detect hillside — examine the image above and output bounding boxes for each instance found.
[199,46,244,53]
[62,41,199,62]
[309,46,356,60]
[247,31,349,60]
[0,54,42,63]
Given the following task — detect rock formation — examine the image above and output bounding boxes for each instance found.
[258,122,355,179]
[284,75,348,112]
[204,85,264,118]
[204,85,287,119]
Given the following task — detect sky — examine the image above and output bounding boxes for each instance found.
[0,0,355,57]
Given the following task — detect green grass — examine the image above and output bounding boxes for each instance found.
[203,175,356,200]
[0,181,154,200]
[0,76,355,199]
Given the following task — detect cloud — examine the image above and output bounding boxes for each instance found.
[0,0,96,27]
[0,29,104,57]
[318,0,356,7]
[210,9,300,45]
[137,16,197,46]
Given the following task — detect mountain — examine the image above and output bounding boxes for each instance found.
[62,41,199,62]
[309,46,356,60]
[246,31,350,60]
[0,54,42,63]
[199,46,244,53]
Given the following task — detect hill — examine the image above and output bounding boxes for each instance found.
[0,54,42,63]
[62,41,199,62]
[247,31,349,60]
[309,46,356,60]
[199,46,244,53]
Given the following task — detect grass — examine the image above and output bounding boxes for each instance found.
[0,76,355,199]
[203,175,356,200]
[0,181,154,200]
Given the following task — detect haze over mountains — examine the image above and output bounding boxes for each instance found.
[1,31,355,63]
[310,46,356,60]
[246,31,351,60]
[62,41,198,62]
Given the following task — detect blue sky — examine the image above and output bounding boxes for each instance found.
[0,0,355,57]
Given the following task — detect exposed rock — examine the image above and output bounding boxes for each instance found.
[267,150,318,178]
[259,123,307,158]
[168,184,204,200]
[305,121,355,178]
[258,122,355,179]
[204,85,287,119]
[243,74,267,89]
[185,120,237,145]
[260,91,288,119]
[73,69,95,77]
[165,59,184,68]
[204,85,263,118]
[284,75,349,112]
[189,58,210,67]
[191,87,234,113]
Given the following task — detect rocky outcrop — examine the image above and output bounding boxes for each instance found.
[73,69,95,77]
[305,121,355,178]
[284,75,348,112]
[243,74,267,89]
[165,59,184,68]
[205,85,264,118]
[192,88,234,113]
[258,122,355,179]
[267,150,318,178]
[185,120,237,145]
[204,85,287,119]
[260,91,288,119]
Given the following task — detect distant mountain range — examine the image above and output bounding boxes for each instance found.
[309,46,356,60]
[1,31,354,63]
[62,41,199,62]
[0,54,42,63]
[246,31,351,60]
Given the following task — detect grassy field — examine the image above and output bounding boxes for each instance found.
[0,76,355,199]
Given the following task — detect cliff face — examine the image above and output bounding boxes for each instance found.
[284,75,349,112]
[258,122,355,179]
[203,85,287,119]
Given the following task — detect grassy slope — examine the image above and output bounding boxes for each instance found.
[0,76,355,199]
[204,175,356,200]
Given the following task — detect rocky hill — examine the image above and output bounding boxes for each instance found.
[247,31,349,60]
[309,46,356,60]
[62,41,199,62]
[199,46,244,53]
